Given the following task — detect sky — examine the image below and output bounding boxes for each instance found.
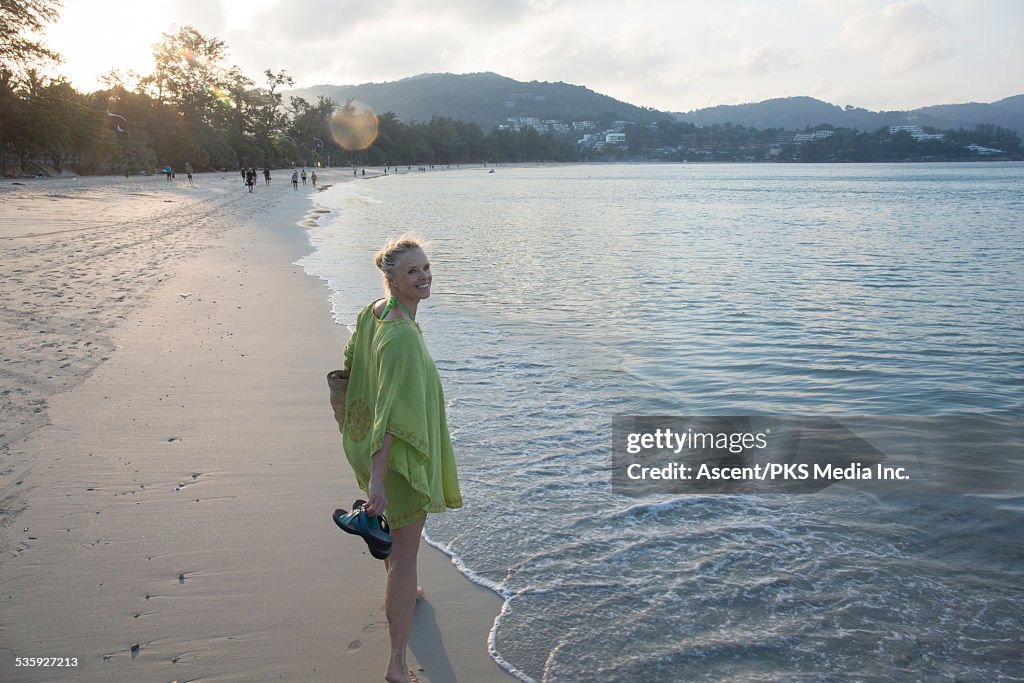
[40,0,1024,113]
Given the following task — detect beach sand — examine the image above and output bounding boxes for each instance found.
[0,172,510,682]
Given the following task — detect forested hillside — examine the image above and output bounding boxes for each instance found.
[288,72,667,130]
[674,95,1024,136]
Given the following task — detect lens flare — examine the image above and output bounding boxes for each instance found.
[330,100,378,151]
[210,86,235,109]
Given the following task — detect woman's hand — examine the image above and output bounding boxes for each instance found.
[366,475,388,517]
[365,433,394,517]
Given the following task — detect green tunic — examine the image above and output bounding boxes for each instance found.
[342,302,462,528]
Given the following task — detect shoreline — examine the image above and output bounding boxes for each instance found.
[0,171,510,681]
[6,156,1022,186]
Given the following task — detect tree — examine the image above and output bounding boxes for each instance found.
[0,0,62,77]
[149,26,232,125]
[253,69,293,141]
[288,95,336,166]
[0,68,98,174]
[968,124,1021,153]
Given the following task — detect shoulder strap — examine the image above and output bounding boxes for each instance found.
[377,297,395,321]
[378,296,415,321]
[394,298,416,320]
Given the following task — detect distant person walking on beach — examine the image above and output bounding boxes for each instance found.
[291,170,299,190]
[310,171,317,187]
[264,167,271,185]
[246,168,256,193]
[301,169,307,186]
[335,236,461,683]
[240,167,247,186]
[185,162,194,186]
[164,165,173,181]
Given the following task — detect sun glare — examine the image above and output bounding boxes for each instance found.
[41,0,173,90]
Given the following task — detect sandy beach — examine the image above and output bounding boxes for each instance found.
[0,171,510,682]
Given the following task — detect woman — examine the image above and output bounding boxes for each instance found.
[340,236,462,683]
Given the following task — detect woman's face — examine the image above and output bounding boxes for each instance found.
[389,247,432,301]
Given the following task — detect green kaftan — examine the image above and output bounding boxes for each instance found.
[342,302,462,528]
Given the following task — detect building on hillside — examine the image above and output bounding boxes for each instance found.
[966,143,1004,155]
[889,125,944,141]
[793,130,834,144]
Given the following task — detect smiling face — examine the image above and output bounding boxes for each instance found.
[387,247,431,303]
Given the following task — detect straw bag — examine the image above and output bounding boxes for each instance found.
[327,369,349,434]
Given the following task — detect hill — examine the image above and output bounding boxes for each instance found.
[673,95,1024,135]
[289,72,1023,136]
[287,72,667,130]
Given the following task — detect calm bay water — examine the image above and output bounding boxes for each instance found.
[299,163,1024,682]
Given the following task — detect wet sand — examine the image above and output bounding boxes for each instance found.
[0,171,510,682]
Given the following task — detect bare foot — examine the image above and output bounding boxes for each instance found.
[385,663,421,683]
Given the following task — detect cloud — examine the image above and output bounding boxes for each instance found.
[505,16,684,108]
[839,0,956,74]
[319,22,467,84]
[412,0,539,24]
[696,15,746,51]
[246,0,386,43]
[709,45,804,77]
[170,0,226,36]
[803,0,871,15]
[523,16,671,80]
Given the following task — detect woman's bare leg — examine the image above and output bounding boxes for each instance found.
[383,559,424,600]
[384,515,426,683]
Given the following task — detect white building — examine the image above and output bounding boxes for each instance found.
[966,143,1004,155]
[794,129,834,144]
[889,125,944,141]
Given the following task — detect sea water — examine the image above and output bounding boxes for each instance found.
[299,163,1024,682]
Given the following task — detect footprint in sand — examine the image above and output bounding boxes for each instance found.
[347,640,362,652]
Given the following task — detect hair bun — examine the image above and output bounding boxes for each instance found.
[374,233,426,275]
